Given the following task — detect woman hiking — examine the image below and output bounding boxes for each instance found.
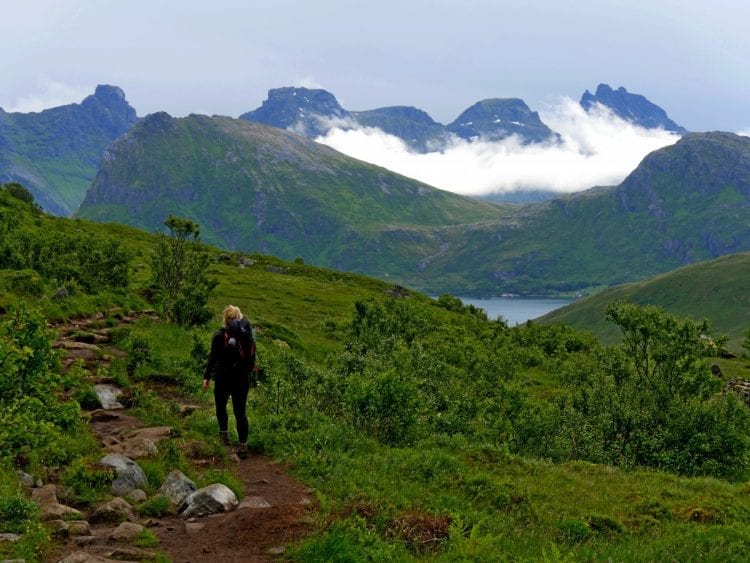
[203,304,256,459]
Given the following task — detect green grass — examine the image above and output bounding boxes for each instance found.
[539,252,750,352]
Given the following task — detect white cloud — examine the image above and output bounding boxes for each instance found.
[315,97,681,196]
[737,129,750,137]
[2,81,90,113]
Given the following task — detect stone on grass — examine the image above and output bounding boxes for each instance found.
[31,484,82,521]
[159,470,197,508]
[110,521,144,542]
[89,497,137,524]
[99,453,147,496]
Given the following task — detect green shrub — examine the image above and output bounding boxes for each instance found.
[138,495,172,518]
[134,528,160,548]
[556,518,592,544]
[62,458,114,506]
[0,493,39,533]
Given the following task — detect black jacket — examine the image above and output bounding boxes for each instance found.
[204,318,255,382]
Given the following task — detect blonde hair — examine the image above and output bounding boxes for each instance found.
[223,305,243,326]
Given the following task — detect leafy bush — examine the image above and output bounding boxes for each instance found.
[138,495,172,518]
[0,493,39,533]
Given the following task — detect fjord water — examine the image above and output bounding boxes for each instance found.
[458,297,573,325]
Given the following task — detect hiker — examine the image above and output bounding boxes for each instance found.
[203,304,256,459]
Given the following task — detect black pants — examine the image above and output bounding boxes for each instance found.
[214,374,250,443]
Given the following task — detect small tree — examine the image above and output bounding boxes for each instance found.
[150,215,216,326]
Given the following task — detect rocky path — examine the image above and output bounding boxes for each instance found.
[44,312,317,563]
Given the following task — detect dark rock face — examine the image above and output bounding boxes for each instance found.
[580,83,687,133]
[446,98,555,143]
[240,87,556,150]
[240,87,350,137]
[0,84,138,215]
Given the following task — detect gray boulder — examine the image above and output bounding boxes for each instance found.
[179,484,238,518]
[159,470,197,508]
[99,453,147,495]
[89,497,137,524]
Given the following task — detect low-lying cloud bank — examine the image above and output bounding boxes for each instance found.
[316,98,681,196]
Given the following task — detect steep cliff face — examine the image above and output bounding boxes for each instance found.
[0,85,138,215]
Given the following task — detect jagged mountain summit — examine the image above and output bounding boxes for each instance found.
[0,85,138,215]
[239,87,351,138]
[446,98,555,144]
[240,87,557,150]
[580,83,687,133]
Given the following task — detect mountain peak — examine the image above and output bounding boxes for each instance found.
[240,86,350,137]
[580,83,686,133]
[447,98,555,143]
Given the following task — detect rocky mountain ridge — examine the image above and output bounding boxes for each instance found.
[0,85,138,215]
[240,84,684,151]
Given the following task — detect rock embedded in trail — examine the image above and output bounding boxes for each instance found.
[159,470,198,508]
[99,454,148,496]
[31,484,83,521]
[179,484,238,518]
[89,497,137,524]
[93,384,125,410]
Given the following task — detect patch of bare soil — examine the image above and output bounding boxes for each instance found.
[154,454,317,563]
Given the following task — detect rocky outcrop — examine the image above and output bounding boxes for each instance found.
[447,98,555,143]
[580,83,686,133]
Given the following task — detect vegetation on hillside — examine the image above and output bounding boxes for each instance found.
[3,182,750,560]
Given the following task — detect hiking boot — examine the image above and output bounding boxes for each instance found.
[219,431,230,446]
[236,443,248,460]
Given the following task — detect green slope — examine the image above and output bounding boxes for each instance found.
[5,183,750,561]
[538,252,750,350]
[392,132,750,294]
[76,112,508,271]
[77,128,750,295]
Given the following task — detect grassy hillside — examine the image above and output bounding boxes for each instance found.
[4,184,750,561]
[76,127,750,296]
[76,113,507,272]
[539,252,750,351]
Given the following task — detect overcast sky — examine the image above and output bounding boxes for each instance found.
[2,0,749,132]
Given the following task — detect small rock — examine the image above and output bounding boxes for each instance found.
[32,484,82,521]
[99,454,148,496]
[108,547,154,560]
[16,469,35,488]
[127,489,147,503]
[89,497,137,524]
[52,286,70,300]
[74,534,98,546]
[46,519,69,537]
[57,551,117,562]
[185,521,204,534]
[67,521,92,536]
[267,546,286,556]
[180,484,238,518]
[239,496,271,509]
[93,384,124,410]
[110,521,144,542]
[159,470,197,508]
[0,533,22,542]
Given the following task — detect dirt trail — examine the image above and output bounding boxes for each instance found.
[48,312,317,562]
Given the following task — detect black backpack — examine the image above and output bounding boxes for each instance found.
[224,318,256,371]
